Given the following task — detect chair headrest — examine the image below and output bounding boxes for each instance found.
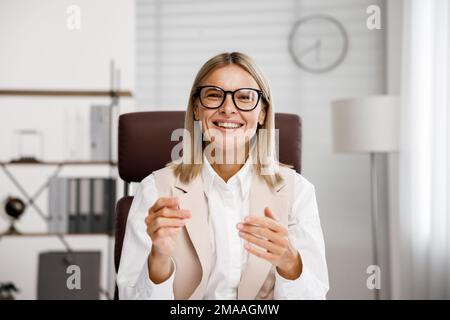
[118,111,301,182]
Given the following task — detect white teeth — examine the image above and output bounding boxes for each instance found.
[216,122,242,129]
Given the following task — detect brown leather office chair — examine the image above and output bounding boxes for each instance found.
[114,111,302,299]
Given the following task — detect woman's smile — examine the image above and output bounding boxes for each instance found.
[210,118,245,133]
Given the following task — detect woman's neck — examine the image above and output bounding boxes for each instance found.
[206,146,249,182]
[211,162,243,183]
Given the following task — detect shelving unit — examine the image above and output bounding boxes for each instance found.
[0,233,112,237]
[0,159,120,300]
[0,161,117,165]
[0,64,133,298]
[0,89,132,97]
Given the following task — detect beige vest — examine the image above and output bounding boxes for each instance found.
[152,165,295,300]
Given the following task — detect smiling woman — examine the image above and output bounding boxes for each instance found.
[117,52,329,300]
[177,53,280,185]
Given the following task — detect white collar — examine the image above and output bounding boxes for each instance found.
[201,154,253,199]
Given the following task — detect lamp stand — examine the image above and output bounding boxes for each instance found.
[370,152,380,300]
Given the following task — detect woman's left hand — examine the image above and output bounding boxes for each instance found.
[237,207,302,280]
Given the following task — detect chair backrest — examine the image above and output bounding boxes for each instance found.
[115,111,302,274]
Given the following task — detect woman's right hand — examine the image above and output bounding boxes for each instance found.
[145,197,191,283]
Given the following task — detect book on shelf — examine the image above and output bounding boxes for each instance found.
[48,177,116,234]
[90,105,111,161]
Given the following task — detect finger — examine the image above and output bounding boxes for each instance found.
[238,223,285,245]
[156,206,191,219]
[151,226,183,239]
[147,197,180,224]
[239,231,284,255]
[244,242,277,263]
[243,214,287,235]
[146,208,191,227]
[264,207,276,220]
[148,217,186,234]
[149,197,179,215]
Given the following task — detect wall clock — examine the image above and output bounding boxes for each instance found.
[288,14,349,73]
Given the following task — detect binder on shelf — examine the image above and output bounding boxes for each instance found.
[78,178,91,233]
[89,179,95,233]
[92,178,108,233]
[68,178,79,233]
[48,177,69,233]
[57,178,69,233]
[48,176,116,235]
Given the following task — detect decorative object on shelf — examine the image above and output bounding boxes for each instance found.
[2,196,26,234]
[331,95,400,300]
[289,14,349,73]
[12,129,43,163]
[0,282,20,300]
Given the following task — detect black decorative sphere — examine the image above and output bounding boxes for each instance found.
[5,197,26,220]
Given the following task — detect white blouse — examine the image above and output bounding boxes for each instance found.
[117,158,329,299]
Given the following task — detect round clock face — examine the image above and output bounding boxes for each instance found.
[289,14,348,73]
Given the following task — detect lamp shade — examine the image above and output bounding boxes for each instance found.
[331,95,400,153]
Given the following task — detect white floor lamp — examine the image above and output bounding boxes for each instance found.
[331,95,399,300]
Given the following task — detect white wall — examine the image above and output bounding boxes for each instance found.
[0,0,135,299]
[136,0,386,299]
[0,0,134,90]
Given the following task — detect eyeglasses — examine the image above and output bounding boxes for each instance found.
[195,85,263,112]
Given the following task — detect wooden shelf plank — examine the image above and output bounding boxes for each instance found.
[0,89,132,97]
[0,233,112,237]
[0,160,117,165]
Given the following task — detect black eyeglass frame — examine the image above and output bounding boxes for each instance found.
[195,85,264,112]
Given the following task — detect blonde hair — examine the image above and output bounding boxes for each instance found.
[168,52,289,188]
